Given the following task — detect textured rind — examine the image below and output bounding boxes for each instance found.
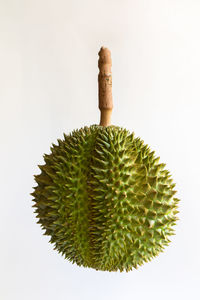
[32,125,179,272]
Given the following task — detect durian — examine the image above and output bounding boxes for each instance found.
[32,47,179,272]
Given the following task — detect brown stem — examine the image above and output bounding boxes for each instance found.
[98,47,113,126]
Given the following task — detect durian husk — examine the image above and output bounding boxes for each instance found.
[32,125,179,272]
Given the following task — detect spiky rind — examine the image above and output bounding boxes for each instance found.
[32,125,179,272]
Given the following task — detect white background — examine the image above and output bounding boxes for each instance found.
[1,1,200,299]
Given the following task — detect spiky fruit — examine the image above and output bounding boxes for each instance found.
[32,125,179,272]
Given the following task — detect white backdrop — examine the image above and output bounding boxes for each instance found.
[1,1,200,299]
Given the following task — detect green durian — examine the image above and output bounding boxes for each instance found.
[32,125,179,272]
[32,47,179,272]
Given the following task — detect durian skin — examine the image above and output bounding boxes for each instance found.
[32,125,179,272]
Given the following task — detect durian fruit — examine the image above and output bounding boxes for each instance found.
[32,47,179,272]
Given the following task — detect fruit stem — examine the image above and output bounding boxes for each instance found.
[98,47,113,126]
